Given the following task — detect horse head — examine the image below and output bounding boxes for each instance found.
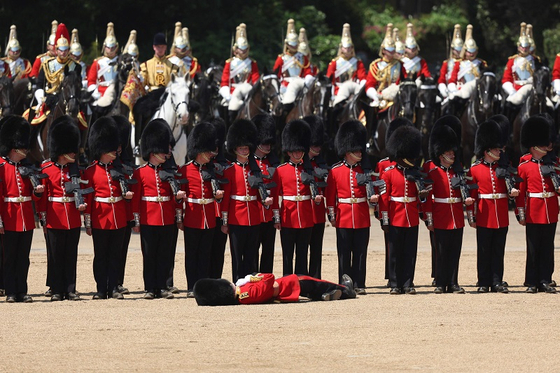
[0,76,15,117]
[260,74,282,116]
[169,74,190,125]
[397,79,418,121]
[476,72,498,119]
[313,72,332,120]
[59,69,82,118]
[533,65,551,104]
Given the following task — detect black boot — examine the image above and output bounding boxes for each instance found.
[341,274,357,299]
[228,110,238,125]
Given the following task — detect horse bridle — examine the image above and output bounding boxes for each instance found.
[397,80,417,118]
[260,74,280,113]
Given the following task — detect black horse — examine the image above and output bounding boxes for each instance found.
[0,76,15,117]
[416,78,441,164]
[191,64,222,124]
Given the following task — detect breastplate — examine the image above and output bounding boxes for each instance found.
[98,57,118,82]
[337,58,356,82]
[230,57,250,84]
[513,56,534,81]
[282,53,303,77]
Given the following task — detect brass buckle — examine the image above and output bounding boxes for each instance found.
[16,196,24,203]
[157,196,164,202]
[62,196,69,203]
[350,197,357,204]
[109,196,115,203]
[201,198,207,204]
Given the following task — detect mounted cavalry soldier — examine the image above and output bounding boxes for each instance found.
[393,28,405,61]
[140,32,179,92]
[30,20,58,78]
[298,28,318,76]
[168,22,201,80]
[87,22,119,106]
[438,24,463,100]
[401,23,432,82]
[69,28,88,88]
[273,19,312,114]
[2,25,32,80]
[219,23,260,122]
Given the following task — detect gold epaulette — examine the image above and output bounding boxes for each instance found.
[35,52,47,59]
[225,57,233,63]
[508,54,518,60]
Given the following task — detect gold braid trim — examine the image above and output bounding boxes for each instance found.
[42,58,72,94]
[370,58,398,92]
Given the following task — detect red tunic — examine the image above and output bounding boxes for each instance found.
[220,58,260,94]
[310,158,326,224]
[221,161,262,226]
[553,54,560,81]
[131,163,179,226]
[237,273,300,304]
[365,58,404,92]
[325,161,371,229]
[467,160,510,228]
[437,60,457,85]
[376,157,396,178]
[325,57,366,95]
[502,57,531,91]
[254,156,274,223]
[271,162,315,229]
[36,161,82,230]
[273,54,311,86]
[402,57,431,80]
[379,165,420,228]
[424,165,465,229]
[516,158,560,224]
[83,161,128,230]
[30,53,50,78]
[0,61,12,78]
[0,158,38,231]
[179,161,217,229]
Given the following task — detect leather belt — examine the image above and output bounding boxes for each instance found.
[48,196,76,203]
[283,195,311,202]
[4,196,32,203]
[528,192,556,198]
[187,197,215,205]
[434,197,462,204]
[231,195,257,202]
[338,197,367,204]
[94,196,123,203]
[142,196,171,202]
[390,196,416,203]
[479,193,507,200]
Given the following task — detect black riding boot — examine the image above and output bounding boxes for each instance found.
[228,110,239,125]
[282,103,294,116]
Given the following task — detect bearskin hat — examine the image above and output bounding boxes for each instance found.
[111,115,132,151]
[489,114,510,147]
[48,115,80,161]
[209,116,227,162]
[187,121,217,160]
[141,119,173,162]
[429,124,458,161]
[433,115,461,143]
[282,119,311,153]
[226,119,258,154]
[475,120,503,159]
[385,117,413,143]
[0,115,30,156]
[193,278,238,306]
[521,115,552,150]
[88,116,120,161]
[253,114,277,145]
[334,120,366,158]
[303,115,325,147]
[386,125,422,160]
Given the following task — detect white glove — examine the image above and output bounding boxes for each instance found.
[553,79,560,96]
[502,81,516,97]
[219,86,231,101]
[447,83,458,93]
[359,79,366,87]
[304,74,315,88]
[437,83,448,98]
[92,88,101,100]
[82,80,88,90]
[366,87,379,101]
[87,84,97,92]
[34,89,45,105]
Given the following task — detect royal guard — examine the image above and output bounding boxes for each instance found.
[393,27,405,61]
[168,22,201,80]
[326,120,378,294]
[366,23,403,108]
[221,119,270,281]
[36,116,85,301]
[87,22,120,108]
[273,19,312,113]
[30,20,58,78]
[401,23,432,82]
[252,114,280,274]
[0,115,44,303]
[516,116,559,293]
[219,23,260,122]
[438,24,463,100]
[2,25,32,80]
[326,23,367,106]
[83,117,133,300]
[467,119,518,294]
[298,28,318,76]
[178,121,224,297]
[69,29,88,88]
[424,122,474,294]
[131,119,184,299]
[526,24,540,62]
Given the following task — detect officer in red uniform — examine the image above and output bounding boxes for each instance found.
[2,25,32,80]
[87,22,119,104]
[132,119,185,299]
[193,273,356,306]
[438,24,463,100]
[467,119,518,293]
[516,116,559,293]
[168,22,202,80]
[297,28,318,76]
[178,121,224,296]
[401,23,432,81]
[221,119,271,281]
[252,114,280,273]
[271,120,317,276]
[379,125,424,295]
[36,116,85,301]
[424,123,474,294]
[83,117,133,300]
[30,20,58,78]
[326,120,378,294]
[0,115,44,303]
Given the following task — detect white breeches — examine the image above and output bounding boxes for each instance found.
[455,80,476,99]
[506,84,532,105]
[333,81,360,106]
[281,78,304,105]
[229,83,253,111]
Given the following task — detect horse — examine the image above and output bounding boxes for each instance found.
[237,74,282,120]
[191,64,222,124]
[11,78,32,116]
[416,78,441,163]
[285,73,331,123]
[0,76,15,117]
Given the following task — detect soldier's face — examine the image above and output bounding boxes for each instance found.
[57,48,69,60]
[288,151,304,163]
[175,46,189,58]
[405,47,417,58]
[341,46,353,58]
[382,48,395,61]
[47,44,56,56]
[286,44,297,55]
[154,45,167,58]
[439,150,455,167]
[466,50,477,60]
[485,148,501,161]
[518,45,530,56]
[452,49,461,59]
[235,146,250,159]
[105,45,117,58]
[234,47,248,59]
[257,144,271,154]
[8,49,20,60]
[309,146,321,157]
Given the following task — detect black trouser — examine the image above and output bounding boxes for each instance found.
[2,230,33,296]
[430,230,437,279]
[387,225,419,289]
[336,227,369,288]
[383,226,389,280]
[166,225,179,289]
[309,223,325,279]
[0,234,4,290]
[46,228,80,295]
[258,220,276,273]
[118,222,133,286]
[45,229,52,288]
[476,226,508,287]
[435,228,464,289]
[525,223,556,286]
[141,224,177,293]
[184,226,214,291]
[298,275,352,300]
[229,224,260,282]
[209,217,228,279]
[92,228,126,294]
[280,227,312,276]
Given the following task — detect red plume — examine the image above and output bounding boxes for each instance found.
[55,23,70,45]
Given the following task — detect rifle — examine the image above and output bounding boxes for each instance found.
[18,162,48,190]
[110,158,137,196]
[248,167,276,209]
[301,154,329,204]
[404,167,433,203]
[450,163,478,203]
[64,162,94,209]
[356,171,386,207]
[158,157,187,196]
[495,166,523,195]
[540,153,560,191]
[201,162,229,200]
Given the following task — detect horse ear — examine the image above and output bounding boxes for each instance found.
[75,63,82,77]
[171,73,176,83]
[64,65,69,75]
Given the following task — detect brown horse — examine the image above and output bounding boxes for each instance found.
[237,74,282,121]
[285,73,331,123]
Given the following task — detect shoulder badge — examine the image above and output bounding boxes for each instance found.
[239,291,249,300]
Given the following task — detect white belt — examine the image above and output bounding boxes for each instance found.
[98,81,112,87]
[283,195,311,202]
[142,196,171,202]
[479,193,507,200]
[231,195,257,202]
[528,192,556,198]
[514,80,529,86]
[434,197,462,204]
[4,196,32,203]
[48,196,76,203]
[338,197,367,204]
[187,197,215,205]
[390,196,416,203]
[95,196,123,203]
